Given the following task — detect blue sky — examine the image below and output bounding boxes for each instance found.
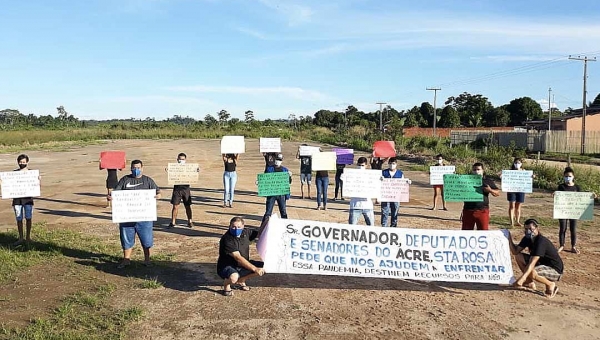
[2,0,600,120]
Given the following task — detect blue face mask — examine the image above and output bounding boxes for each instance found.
[229,228,243,237]
[525,229,535,241]
[132,168,142,177]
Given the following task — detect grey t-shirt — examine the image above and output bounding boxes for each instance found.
[114,175,160,194]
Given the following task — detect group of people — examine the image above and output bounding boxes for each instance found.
[4,145,593,300]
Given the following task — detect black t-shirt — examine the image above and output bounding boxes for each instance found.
[518,234,564,274]
[370,159,384,170]
[300,156,312,174]
[463,177,499,210]
[264,153,276,168]
[316,170,329,178]
[11,169,35,206]
[114,175,160,194]
[216,229,259,272]
[557,183,581,192]
[336,164,345,176]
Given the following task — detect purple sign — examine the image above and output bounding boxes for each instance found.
[333,148,354,165]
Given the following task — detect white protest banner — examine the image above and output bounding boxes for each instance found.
[501,170,533,193]
[380,178,410,203]
[220,136,246,154]
[260,138,281,153]
[111,189,157,223]
[299,145,320,156]
[553,191,595,220]
[259,216,514,284]
[311,152,337,171]
[0,170,41,199]
[167,163,199,186]
[429,166,455,185]
[342,169,382,199]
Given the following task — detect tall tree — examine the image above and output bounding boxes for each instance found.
[438,106,460,128]
[506,97,543,126]
[419,102,434,127]
[244,110,255,123]
[204,114,218,127]
[445,92,493,127]
[217,109,230,126]
[403,106,421,128]
[483,106,510,127]
[592,93,600,106]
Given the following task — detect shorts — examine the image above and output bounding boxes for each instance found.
[300,173,312,184]
[523,254,562,281]
[119,221,154,250]
[507,192,525,203]
[171,187,192,206]
[461,209,490,231]
[14,204,33,221]
[218,260,264,279]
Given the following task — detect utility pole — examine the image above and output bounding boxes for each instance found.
[427,88,441,137]
[376,102,387,134]
[548,87,552,131]
[569,55,596,154]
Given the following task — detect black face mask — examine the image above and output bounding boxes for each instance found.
[18,164,27,169]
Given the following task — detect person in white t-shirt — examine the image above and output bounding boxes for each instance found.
[344,157,375,226]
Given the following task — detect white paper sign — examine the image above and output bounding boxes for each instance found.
[167,163,199,185]
[342,169,382,198]
[299,145,320,156]
[429,166,455,185]
[501,170,533,193]
[111,189,157,223]
[0,170,41,199]
[220,136,246,154]
[311,152,337,171]
[260,138,281,153]
[553,191,595,220]
[258,216,515,284]
[380,178,410,202]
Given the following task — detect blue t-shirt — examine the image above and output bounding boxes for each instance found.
[265,165,291,199]
[382,169,403,178]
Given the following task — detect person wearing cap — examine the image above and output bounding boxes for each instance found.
[296,144,312,199]
[259,153,291,227]
[507,218,563,298]
[343,157,375,226]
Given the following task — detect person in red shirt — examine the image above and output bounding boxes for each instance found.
[461,162,500,230]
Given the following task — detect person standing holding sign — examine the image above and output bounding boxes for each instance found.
[9,154,36,246]
[222,153,239,208]
[110,160,161,268]
[346,157,375,226]
[369,155,386,170]
[462,162,500,231]
[168,153,194,229]
[381,157,404,227]
[504,157,533,227]
[217,217,264,296]
[333,162,345,201]
[507,219,563,298]
[553,167,585,254]
[315,170,329,210]
[260,153,291,227]
[431,154,448,211]
[296,144,312,199]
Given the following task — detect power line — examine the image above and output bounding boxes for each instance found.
[569,55,597,154]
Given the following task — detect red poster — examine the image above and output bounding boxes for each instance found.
[372,141,396,158]
[100,151,126,169]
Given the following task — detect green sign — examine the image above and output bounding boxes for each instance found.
[257,172,291,197]
[443,174,484,202]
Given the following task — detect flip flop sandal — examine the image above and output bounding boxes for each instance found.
[572,247,580,254]
[234,284,251,291]
[222,290,233,297]
[547,286,559,299]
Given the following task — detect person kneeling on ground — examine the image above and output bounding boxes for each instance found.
[507,218,563,298]
[217,216,265,296]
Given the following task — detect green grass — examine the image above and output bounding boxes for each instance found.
[490,215,556,228]
[0,285,144,340]
[136,277,163,289]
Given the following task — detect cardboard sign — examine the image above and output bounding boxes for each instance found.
[342,169,382,199]
[553,191,595,220]
[100,151,126,170]
[257,216,515,284]
[501,170,533,193]
[443,174,483,202]
[167,163,199,185]
[372,141,396,158]
[260,138,282,153]
[111,189,157,223]
[380,178,410,203]
[257,172,291,197]
[299,145,321,156]
[311,152,337,171]
[429,166,455,185]
[0,170,41,199]
[221,136,245,154]
[333,148,354,165]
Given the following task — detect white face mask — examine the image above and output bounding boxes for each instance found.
[389,163,397,170]
[514,162,521,169]
[564,176,574,183]
[358,165,366,169]
[178,159,186,164]
[437,159,443,165]
[473,169,483,176]
[275,160,283,166]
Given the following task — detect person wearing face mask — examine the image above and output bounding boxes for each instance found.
[505,157,530,227]
[344,157,375,226]
[369,155,386,170]
[461,162,500,230]
[507,219,563,298]
[8,154,36,246]
[430,154,448,211]
[167,153,194,229]
[217,217,264,296]
[259,153,291,228]
[222,153,239,208]
[553,167,582,254]
[296,144,313,199]
[381,157,405,227]
[110,160,161,268]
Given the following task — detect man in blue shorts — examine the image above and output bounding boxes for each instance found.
[217,216,265,296]
[109,159,161,268]
[10,154,36,246]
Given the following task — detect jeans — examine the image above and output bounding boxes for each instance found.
[261,195,288,225]
[381,202,399,227]
[316,176,329,207]
[335,173,343,198]
[349,209,374,226]
[223,171,237,204]
[558,219,577,247]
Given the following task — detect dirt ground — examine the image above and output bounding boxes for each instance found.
[0,139,599,340]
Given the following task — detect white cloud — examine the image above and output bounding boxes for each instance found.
[537,98,559,110]
[108,95,216,105]
[165,85,335,103]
